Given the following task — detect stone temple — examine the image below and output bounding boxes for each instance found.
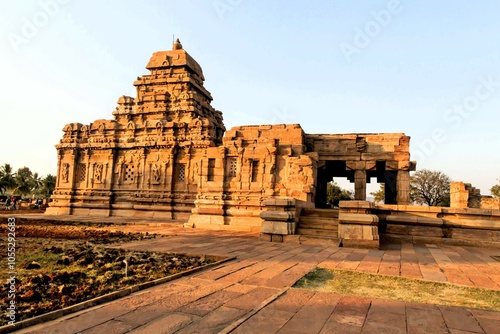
[47,39,416,242]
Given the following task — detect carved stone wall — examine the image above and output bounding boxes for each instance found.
[47,40,416,232]
[187,124,317,231]
[46,39,225,219]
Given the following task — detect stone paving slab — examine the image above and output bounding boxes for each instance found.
[231,308,296,334]
[439,306,484,333]
[276,292,341,334]
[406,306,450,334]
[9,215,500,333]
[127,312,199,334]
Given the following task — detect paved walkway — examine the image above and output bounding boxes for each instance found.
[10,215,500,333]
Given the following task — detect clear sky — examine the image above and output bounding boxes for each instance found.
[1,0,499,195]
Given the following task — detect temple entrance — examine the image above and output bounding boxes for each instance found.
[315,160,397,208]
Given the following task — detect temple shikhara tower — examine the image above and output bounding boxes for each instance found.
[47,39,416,243]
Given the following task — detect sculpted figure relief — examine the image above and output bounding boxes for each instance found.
[94,164,103,183]
[62,163,69,183]
[152,163,160,183]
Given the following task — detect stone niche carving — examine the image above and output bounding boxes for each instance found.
[94,164,104,183]
[151,163,161,184]
[61,163,69,183]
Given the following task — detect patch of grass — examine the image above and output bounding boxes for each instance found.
[18,251,62,273]
[294,268,500,311]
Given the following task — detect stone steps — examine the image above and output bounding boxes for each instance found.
[296,227,338,237]
[298,216,339,228]
[295,208,340,246]
[300,208,339,218]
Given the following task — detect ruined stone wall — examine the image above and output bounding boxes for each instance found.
[450,181,499,210]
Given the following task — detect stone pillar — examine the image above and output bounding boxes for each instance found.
[396,170,410,205]
[382,170,397,204]
[338,200,379,248]
[259,198,297,242]
[354,170,367,200]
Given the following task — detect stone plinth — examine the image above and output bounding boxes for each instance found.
[259,198,298,242]
[338,200,379,248]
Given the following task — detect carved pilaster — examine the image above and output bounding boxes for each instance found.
[139,148,146,189]
[185,144,192,191]
[85,149,92,189]
[167,145,177,192]
[69,149,79,191]
[103,162,109,187]
[56,150,63,187]
[90,163,95,188]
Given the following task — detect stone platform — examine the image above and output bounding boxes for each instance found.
[10,214,500,334]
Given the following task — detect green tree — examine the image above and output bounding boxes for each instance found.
[12,167,34,197]
[0,163,16,194]
[31,172,44,195]
[370,183,385,203]
[326,181,353,207]
[410,169,451,206]
[0,168,6,195]
[40,174,56,198]
[491,180,500,198]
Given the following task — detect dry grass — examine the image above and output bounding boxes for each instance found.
[294,268,500,311]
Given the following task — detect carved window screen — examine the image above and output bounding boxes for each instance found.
[228,158,237,178]
[78,164,86,182]
[177,164,185,182]
[124,165,135,182]
[207,158,215,181]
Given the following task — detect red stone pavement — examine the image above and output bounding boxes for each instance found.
[9,215,500,333]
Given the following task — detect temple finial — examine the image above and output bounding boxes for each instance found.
[173,38,182,50]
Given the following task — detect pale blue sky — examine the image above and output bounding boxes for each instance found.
[1,1,499,195]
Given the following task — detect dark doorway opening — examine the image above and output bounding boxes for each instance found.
[315,160,397,207]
